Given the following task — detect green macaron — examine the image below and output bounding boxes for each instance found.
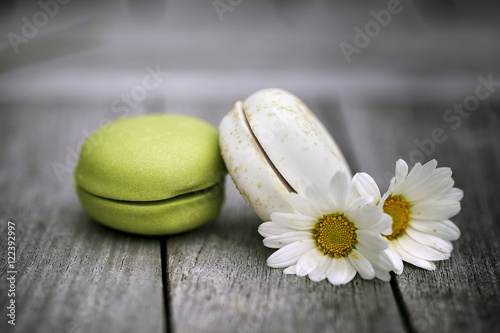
[74,114,226,235]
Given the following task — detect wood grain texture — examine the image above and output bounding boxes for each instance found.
[165,101,405,333]
[1,94,499,333]
[0,108,165,333]
[167,181,405,333]
[339,97,500,333]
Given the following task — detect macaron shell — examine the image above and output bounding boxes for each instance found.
[243,88,351,194]
[219,101,294,221]
[74,114,226,202]
[75,184,224,235]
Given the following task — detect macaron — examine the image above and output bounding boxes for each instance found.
[74,114,226,235]
[219,88,351,221]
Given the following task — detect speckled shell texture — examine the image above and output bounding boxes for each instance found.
[219,88,351,221]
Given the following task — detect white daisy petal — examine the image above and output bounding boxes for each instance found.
[258,222,295,237]
[343,260,358,284]
[432,166,452,178]
[422,159,439,173]
[406,227,453,253]
[392,240,436,271]
[283,265,296,274]
[373,267,391,281]
[267,239,316,268]
[308,255,331,282]
[374,267,391,280]
[397,163,433,196]
[328,171,350,211]
[416,159,439,183]
[395,159,408,182]
[440,187,464,202]
[305,184,331,213]
[326,257,356,285]
[386,244,404,274]
[288,194,322,217]
[352,172,382,202]
[394,160,437,196]
[392,162,422,195]
[427,167,453,187]
[263,231,312,249]
[397,234,450,261]
[346,176,361,207]
[270,212,317,230]
[412,162,445,197]
[428,168,454,193]
[409,220,461,241]
[357,244,394,272]
[356,204,382,225]
[405,177,453,203]
[295,248,324,277]
[412,200,461,221]
[360,248,392,281]
[380,177,396,204]
[356,230,389,250]
[345,196,374,221]
[379,213,393,235]
[348,249,375,279]
[355,205,392,235]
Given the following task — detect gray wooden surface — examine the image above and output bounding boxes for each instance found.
[0,109,166,333]
[1,1,500,332]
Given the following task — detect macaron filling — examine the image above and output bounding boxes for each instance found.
[76,183,222,205]
[75,182,224,235]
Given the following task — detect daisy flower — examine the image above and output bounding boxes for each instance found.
[355,159,463,273]
[258,171,395,285]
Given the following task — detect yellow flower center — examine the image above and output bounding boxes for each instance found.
[312,213,357,258]
[383,195,411,240]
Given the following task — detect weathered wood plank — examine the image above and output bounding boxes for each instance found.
[0,108,165,333]
[339,97,500,333]
[166,100,405,333]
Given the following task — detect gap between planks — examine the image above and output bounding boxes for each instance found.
[161,237,173,333]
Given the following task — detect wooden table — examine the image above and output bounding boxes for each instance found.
[1,1,499,333]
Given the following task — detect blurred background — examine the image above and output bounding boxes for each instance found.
[0,0,499,170]
[1,0,499,105]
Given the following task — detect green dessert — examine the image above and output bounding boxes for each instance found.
[74,114,226,235]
